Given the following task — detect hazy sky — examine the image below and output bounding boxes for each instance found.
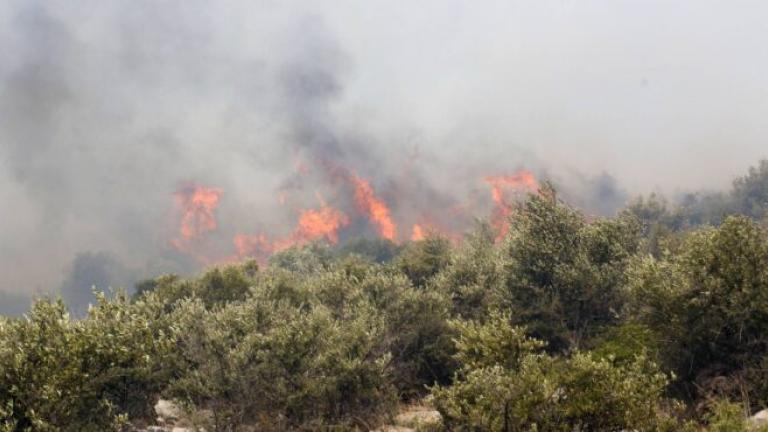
[1,0,767,305]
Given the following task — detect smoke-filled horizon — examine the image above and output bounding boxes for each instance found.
[1,1,767,311]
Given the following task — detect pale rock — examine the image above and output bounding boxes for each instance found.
[749,409,768,430]
[155,399,182,422]
[394,406,442,428]
[372,427,414,432]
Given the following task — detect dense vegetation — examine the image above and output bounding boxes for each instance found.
[5,162,768,431]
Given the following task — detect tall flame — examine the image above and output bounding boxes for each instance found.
[483,170,538,240]
[171,183,222,252]
[349,174,397,240]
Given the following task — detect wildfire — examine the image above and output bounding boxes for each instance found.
[233,233,271,259]
[171,183,222,253]
[349,173,397,241]
[484,171,538,204]
[410,220,464,244]
[171,161,539,263]
[295,204,349,244]
[234,201,350,261]
[411,224,426,241]
[483,170,539,240]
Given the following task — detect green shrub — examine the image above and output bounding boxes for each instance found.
[702,399,768,432]
[433,313,679,431]
[383,284,456,397]
[0,294,174,431]
[501,189,640,351]
[396,235,452,288]
[269,242,333,274]
[451,311,545,371]
[337,237,402,263]
[167,296,396,430]
[626,216,768,406]
[590,322,661,366]
[433,222,506,320]
[707,400,748,432]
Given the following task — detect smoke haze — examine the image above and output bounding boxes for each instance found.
[2,1,767,311]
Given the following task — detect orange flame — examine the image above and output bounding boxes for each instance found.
[349,174,397,240]
[484,171,538,204]
[234,201,349,261]
[172,162,540,264]
[171,184,222,252]
[233,233,271,258]
[483,170,538,240]
[411,224,426,241]
[295,204,349,244]
[410,221,463,244]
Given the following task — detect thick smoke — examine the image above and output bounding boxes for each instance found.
[59,252,137,314]
[1,1,767,313]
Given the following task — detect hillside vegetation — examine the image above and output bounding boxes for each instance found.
[5,162,768,431]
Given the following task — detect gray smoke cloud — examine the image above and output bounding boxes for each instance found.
[59,251,137,314]
[1,1,767,313]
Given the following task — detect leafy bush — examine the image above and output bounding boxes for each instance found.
[433,222,506,320]
[706,400,749,432]
[134,260,259,310]
[626,216,768,406]
[451,311,545,371]
[167,296,395,430]
[337,237,402,263]
[396,235,452,288]
[589,322,661,366]
[264,258,457,399]
[501,188,640,351]
[269,242,333,274]
[0,294,174,431]
[433,313,679,431]
[383,283,456,397]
